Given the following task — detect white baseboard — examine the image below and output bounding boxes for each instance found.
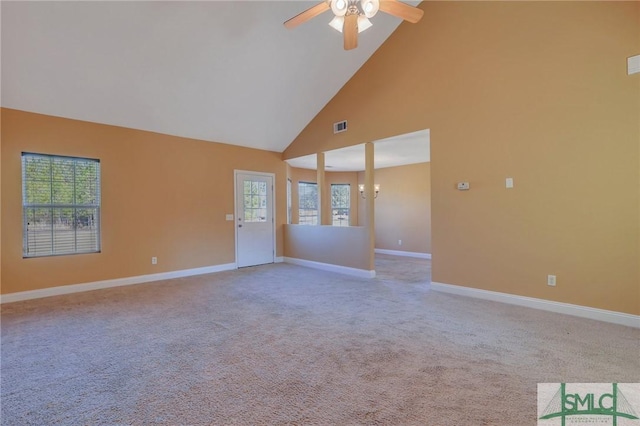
[0,263,237,304]
[431,282,640,329]
[375,249,431,259]
[274,256,284,263]
[284,257,375,279]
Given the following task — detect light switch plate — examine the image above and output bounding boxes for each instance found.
[628,55,640,75]
[225,214,234,221]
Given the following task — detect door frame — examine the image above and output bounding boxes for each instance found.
[233,170,277,267]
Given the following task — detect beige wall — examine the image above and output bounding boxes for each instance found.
[358,162,431,254]
[289,167,360,226]
[284,2,640,315]
[1,108,287,295]
[284,224,371,271]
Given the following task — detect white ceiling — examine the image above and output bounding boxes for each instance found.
[286,129,430,171]
[1,1,419,153]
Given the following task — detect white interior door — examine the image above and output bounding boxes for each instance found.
[235,171,275,268]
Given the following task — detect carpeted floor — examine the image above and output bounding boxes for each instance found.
[1,255,638,425]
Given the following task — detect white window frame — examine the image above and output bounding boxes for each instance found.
[331,183,350,227]
[287,178,292,224]
[22,152,101,258]
[298,181,318,225]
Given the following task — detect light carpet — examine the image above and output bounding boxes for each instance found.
[1,255,638,425]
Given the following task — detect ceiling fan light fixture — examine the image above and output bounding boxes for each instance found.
[361,0,379,18]
[357,15,372,33]
[329,15,345,32]
[331,0,348,17]
[283,0,424,51]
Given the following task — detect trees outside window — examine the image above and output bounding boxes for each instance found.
[298,182,318,225]
[331,184,350,226]
[22,153,101,257]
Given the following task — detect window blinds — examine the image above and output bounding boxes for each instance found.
[22,153,101,257]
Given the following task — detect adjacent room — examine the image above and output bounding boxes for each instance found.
[1,1,639,424]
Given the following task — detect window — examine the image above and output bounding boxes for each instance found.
[287,178,292,224]
[22,153,101,257]
[242,179,268,222]
[298,182,318,225]
[331,184,350,226]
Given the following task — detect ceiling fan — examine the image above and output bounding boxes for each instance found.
[284,0,424,51]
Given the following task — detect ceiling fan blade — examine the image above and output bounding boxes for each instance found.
[284,2,331,29]
[379,0,424,24]
[343,14,358,50]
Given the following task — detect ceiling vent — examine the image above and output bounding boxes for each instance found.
[333,120,348,134]
[628,55,640,75]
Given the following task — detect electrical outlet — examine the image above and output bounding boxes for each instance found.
[457,182,470,191]
[398,240,402,246]
[152,257,158,265]
[547,275,556,286]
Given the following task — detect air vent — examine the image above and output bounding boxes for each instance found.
[333,120,348,134]
[628,55,640,75]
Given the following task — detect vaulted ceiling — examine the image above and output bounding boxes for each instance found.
[1,1,420,153]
